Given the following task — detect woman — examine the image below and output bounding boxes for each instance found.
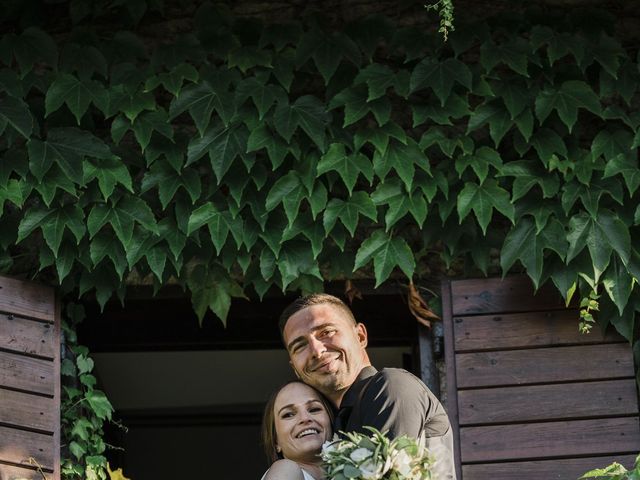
[261,380,334,480]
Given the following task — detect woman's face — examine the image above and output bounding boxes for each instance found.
[273,382,332,463]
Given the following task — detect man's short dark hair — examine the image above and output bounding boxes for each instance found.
[278,293,357,339]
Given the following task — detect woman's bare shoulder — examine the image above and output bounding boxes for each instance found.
[261,459,306,480]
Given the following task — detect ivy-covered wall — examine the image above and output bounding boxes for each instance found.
[0,1,638,342]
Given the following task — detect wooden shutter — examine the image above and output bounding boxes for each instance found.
[442,276,640,480]
[0,275,60,480]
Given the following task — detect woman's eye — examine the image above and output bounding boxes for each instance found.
[281,412,294,418]
[309,407,322,413]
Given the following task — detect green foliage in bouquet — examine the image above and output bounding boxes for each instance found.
[321,427,434,480]
[579,455,640,479]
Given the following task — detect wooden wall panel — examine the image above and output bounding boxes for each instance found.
[0,312,55,358]
[460,418,640,462]
[453,310,621,352]
[442,276,640,480]
[0,351,55,395]
[0,463,50,480]
[462,455,639,480]
[456,343,634,388]
[450,276,565,316]
[0,426,54,471]
[458,380,639,424]
[0,275,55,322]
[0,388,56,432]
[0,274,59,480]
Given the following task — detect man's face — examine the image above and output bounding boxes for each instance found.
[283,303,368,401]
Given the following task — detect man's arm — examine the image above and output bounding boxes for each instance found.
[356,368,450,439]
[355,369,457,479]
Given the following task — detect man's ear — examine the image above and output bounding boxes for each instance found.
[356,322,368,348]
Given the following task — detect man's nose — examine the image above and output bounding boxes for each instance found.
[308,336,326,357]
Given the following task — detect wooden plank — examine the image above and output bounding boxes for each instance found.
[0,426,54,471]
[441,280,463,480]
[462,455,639,480]
[460,417,640,462]
[0,276,55,322]
[0,313,55,359]
[458,379,639,425]
[0,462,53,480]
[451,276,565,316]
[0,388,56,432]
[453,310,623,352]
[51,296,61,480]
[0,351,54,396]
[456,344,634,388]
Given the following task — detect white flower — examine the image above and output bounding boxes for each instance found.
[359,459,383,480]
[350,447,373,463]
[322,441,337,455]
[392,449,413,476]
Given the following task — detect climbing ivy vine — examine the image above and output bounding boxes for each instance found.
[0,4,638,339]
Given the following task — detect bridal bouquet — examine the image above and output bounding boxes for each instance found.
[321,427,435,480]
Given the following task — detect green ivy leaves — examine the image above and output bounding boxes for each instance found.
[0,12,639,344]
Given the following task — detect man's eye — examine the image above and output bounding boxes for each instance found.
[321,329,335,337]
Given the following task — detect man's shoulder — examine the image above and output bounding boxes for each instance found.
[367,367,429,393]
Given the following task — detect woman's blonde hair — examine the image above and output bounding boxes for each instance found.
[261,380,334,463]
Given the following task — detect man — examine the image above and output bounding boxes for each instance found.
[279,293,456,479]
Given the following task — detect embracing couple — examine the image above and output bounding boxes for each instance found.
[260,293,456,480]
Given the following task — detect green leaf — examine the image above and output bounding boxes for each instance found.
[318,143,373,194]
[492,79,529,119]
[17,207,54,243]
[132,109,174,152]
[146,245,167,281]
[45,128,114,184]
[373,235,415,286]
[84,157,133,200]
[354,229,388,271]
[602,256,633,315]
[466,102,513,148]
[354,63,396,101]
[500,217,567,288]
[535,81,601,132]
[457,180,514,234]
[45,73,108,124]
[84,390,113,421]
[410,58,472,106]
[9,27,58,74]
[273,96,328,151]
[0,95,33,138]
[323,192,377,236]
[590,34,624,78]
[566,211,630,283]
[228,46,272,73]
[187,202,217,234]
[246,124,290,169]
[265,172,301,212]
[278,240,322,289]
[208,123,248,182]
[603,153,640,196]
[480,38,530,76]
[71,418,94,442]
[115,195,159,237]
[169,81,235,135]
[531,128,568,165]
[412,93,470,127]
[329,86,369,127]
